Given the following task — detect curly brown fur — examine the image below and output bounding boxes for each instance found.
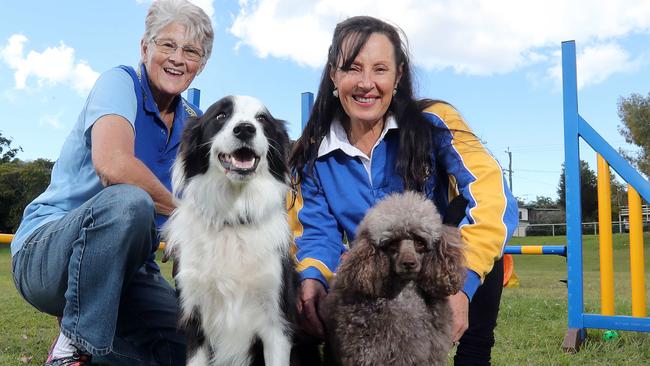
[331,235,391,299]
[325,192,466,366]
[417,224,465,300]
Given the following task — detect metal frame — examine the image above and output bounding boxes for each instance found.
[561,40,650,351]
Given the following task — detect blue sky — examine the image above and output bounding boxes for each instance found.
[1,0,649,202]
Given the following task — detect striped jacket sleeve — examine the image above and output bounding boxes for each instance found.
[424,103,519,298]
[287,171,346,289]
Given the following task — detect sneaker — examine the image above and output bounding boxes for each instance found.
[45,334,58,363]
[43,349,92,366]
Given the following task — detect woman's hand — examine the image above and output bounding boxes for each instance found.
[297,279,328,339]
[448,291,469,343]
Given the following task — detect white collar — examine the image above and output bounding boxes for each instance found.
[317,115,398,158]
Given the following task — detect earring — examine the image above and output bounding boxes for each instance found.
[392,88,397,96]
[333,88,339,98]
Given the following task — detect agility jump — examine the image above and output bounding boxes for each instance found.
[561,40,650,351]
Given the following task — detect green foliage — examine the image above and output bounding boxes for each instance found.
[609,176,627,218]
[0,159,53,233]
[556,160,627,221]
[0,133,53,232]
[515,196,526,207]
[557,160,599,221]
[618,93,650,176]
[0,132,22,163]
[525,195,558,208]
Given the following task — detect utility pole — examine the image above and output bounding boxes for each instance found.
[504,147,513,194]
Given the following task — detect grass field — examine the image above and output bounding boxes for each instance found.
[1,234,650,365]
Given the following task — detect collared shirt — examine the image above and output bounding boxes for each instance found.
[317,115,398,185]
[11,65,200,260]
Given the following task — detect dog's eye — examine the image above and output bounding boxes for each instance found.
[256,115,268,123]
[381,240,399,254]
[415,241,426,251]
[216,112,227,120]
[414,237,428,252]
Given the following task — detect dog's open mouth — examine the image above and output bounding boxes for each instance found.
[218,148,260,175]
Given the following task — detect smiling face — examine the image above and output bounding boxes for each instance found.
[330,32,402,130]
[141,21,203,107]
[175,96,289,185]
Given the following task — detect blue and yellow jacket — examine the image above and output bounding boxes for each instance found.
[288,103,519,299]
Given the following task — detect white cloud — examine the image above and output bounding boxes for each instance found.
[547,42,639,90]
[576,43,639,88]
[188,0,215,18]
[229,0,650,86]
[72,62,100,95]
[0,34,99,95]
[39,111,63,129]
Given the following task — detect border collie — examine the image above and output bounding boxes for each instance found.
[164,95,296,366]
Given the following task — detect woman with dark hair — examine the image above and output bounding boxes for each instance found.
[289,15,518,365]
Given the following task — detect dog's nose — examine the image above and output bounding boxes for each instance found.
[401,258,417,271]
[233,122,256,140]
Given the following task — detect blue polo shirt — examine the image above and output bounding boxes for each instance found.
[11,64,200,262]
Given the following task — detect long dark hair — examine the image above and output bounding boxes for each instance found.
[289,16,440,191]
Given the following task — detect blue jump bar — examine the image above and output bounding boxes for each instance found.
[583,314,650,332]
[504,245,567,256]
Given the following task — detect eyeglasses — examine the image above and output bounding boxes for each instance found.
[152,38,205,62]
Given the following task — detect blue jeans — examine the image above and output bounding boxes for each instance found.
[12,184,186,365]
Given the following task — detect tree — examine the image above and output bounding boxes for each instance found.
[618,93,650,176]
[0,131,22,163]
[514,196,525,207]
[609,177,627,218]
[0,134,52,233]
[557,160,627,222]
[527,196,558,208]
[0,158,53,233]
[557,160,599,221]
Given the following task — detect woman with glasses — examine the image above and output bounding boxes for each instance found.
[10,0,213,364]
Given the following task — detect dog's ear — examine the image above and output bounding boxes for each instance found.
[180,116,210,180]
[264,118,290,182]
[334,231,390,298]
[418,224,466,299]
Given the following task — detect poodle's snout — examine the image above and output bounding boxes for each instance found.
[395,240,422,278]
[400,252,417,270]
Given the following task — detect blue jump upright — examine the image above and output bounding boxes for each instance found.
[561,40,650,352]
[187,88,201,107]
[301,92,314,130]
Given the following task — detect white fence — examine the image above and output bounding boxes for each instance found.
[514,221,645,237]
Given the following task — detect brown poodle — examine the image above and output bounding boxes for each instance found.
[325,191,466,366]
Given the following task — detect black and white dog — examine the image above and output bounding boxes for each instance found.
[164,95,297,366]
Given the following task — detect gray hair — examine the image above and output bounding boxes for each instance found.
[142,0,214,65]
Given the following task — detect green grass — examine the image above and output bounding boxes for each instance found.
[489,233,650,365]
[1,234,650,365]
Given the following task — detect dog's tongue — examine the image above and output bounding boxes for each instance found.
[231,156,255,169]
